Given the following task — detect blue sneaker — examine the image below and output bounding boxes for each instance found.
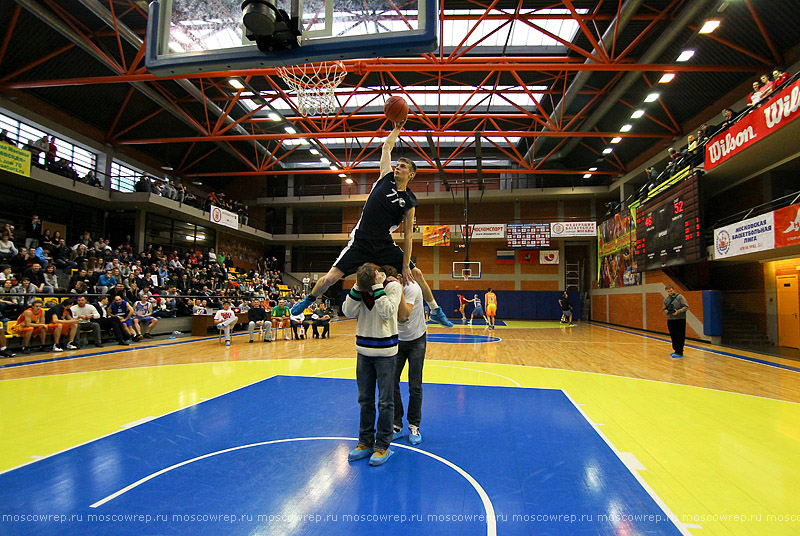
[392,427,404,440]
[291,295,313,315]
[369,448,395,466]
[429,307,454,327]
[669,353,684,359]
[409,425,422,445]
[348,443,374,461]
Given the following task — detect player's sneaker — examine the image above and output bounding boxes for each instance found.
[348,443,374,461]
[392,426,404,440]
[52,345,63,353]
[429,307,454,327]
[225,340,231,347]
[0,348,16,358]
[409,425,422,445]
[669,352,683,359]
[369,448,395,466]
[291,295,313,316]
[66,342,78,350]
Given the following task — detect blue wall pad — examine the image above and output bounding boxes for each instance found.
[0,376,683,536]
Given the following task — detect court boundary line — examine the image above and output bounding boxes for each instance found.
[0,375,277,477]
[591,323,800,373]
[560,390,696,536]
[88,436,497,536]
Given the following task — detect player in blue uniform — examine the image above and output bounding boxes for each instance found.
[291,122,452,327]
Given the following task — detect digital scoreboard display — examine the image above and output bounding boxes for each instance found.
[507,223,550,248]
[634,173,703,271]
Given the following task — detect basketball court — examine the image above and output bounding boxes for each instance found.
[2,320,799,536]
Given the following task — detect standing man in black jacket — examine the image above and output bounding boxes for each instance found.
[662,285,690,359]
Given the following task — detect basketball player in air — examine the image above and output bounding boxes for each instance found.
[291,121,453,328]
[485,288,497,330]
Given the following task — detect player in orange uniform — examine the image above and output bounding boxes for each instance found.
[484,288,497,330]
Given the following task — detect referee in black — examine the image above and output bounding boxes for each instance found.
[662,285,689,358]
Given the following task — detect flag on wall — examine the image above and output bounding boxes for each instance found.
[519,251,536,264]
[540,250,559,264]
[496,250,515,264]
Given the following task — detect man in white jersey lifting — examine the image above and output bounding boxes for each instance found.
[291,122,452,328]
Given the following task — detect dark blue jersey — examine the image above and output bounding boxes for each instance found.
[352,172,417,241]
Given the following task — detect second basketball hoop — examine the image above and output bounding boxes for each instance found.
[276,60,347,116]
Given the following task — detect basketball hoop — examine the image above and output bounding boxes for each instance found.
[276,61,346,116]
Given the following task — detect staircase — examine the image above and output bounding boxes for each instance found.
[721,307,772,347]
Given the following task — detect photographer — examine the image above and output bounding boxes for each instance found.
[662,285,689,358]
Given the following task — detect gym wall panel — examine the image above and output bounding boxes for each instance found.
[609,294,644,329]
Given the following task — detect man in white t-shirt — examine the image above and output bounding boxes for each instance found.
[382,265,426,446]
[214,301,238,346]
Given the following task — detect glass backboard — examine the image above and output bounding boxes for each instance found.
[145,0,438,75]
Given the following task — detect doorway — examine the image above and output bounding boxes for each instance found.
[776,274,800,348]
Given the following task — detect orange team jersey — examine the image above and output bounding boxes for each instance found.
[485,292,497,306]
[13,308,45,332]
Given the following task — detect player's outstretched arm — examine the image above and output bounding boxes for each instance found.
[380,122,404,177]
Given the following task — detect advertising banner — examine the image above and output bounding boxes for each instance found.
[774,204,800,248]
[597,207,639,288]
[454,223,506,239]
[0,142,31,177]
[713,212,774,259]
[210,205,239,230]
[422,225,450,246]
[550,221,596,237]
[705,78,800,170]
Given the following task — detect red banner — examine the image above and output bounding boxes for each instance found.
[705,78,800,170]
[774,204,800,249]
[519,251,537,264]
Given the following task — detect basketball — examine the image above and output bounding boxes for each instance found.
[384,96,408,123]
[455,286,460,290]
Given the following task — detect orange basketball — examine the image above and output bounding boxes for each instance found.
[455,286,460,290]
[384,96,408,123]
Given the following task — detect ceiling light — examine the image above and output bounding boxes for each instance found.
[320,157,331,165]
[338,173,347,178]
[583,174,592,179]
[589,167,598,171]
[229,78,244,89]
[610,137,622,144]
[676,50,695,62]
[631,110,645,119]
[309,148,319,155]
[161,164,174,171]
[602,148,613,155]
[345,178,354,184]
[299,138,309,145]
[268,112,281,121]
[644,92,660,103]
[698,20,720,34]
[658,73,675,83]
[284,126,297,134]
[192,180,203,185]
[329,165,339,171]
[620,124,633,132]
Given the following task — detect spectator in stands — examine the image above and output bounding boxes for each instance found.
[24,215,42,250]
[31,246,49,269]
[0,233,17,262]
[271,298,291,340]
[192,299,209,315]
[71,281,89,295]
[748,81,762,107]
[68,295,103,348]
[0,264,12,282]
[0,322,14,358]
[97,269,116,294]
[24,263,53,295]
[33,136,49,167]
[312,303,331,339]
[772,68,788,88]
[43,264,64,293]
[52,239,77,272]
[719,108,736,131]
[0,129,13,145]
[0,279,19,320]
[134,175,152,193]
[759,73,774,100]
[289,307,310,340]
[46,136,57,168]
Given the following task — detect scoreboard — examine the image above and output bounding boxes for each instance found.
[507,223,550,248]
[634,173,703,271]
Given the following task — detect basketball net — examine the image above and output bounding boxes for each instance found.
[276,61,346,116]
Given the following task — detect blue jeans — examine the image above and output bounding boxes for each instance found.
[393,333,426,428]
[356,353,395,450]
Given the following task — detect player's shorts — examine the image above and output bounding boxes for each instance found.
[135,316,154,325]
[333,238,416,277]
[473,306,484,317]
[117,317,133,327]
[486,304,497,316]
[459,304,466,312]
[12,325,45,335]
[45,323,63,333]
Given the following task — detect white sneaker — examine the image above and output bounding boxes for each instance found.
[52,345,63,353]
[66,342,78,350]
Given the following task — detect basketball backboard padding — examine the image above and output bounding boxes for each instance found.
[145,0,438,76]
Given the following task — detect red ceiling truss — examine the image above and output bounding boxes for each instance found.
[0,0,783,184]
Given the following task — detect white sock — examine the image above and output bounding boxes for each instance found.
[426,300,439,310]
[0,346,5,351]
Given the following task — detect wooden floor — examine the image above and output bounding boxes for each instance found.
[3,319,800,402]
[2,320,800,536]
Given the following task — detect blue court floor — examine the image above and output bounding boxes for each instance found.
[0,376,684,536]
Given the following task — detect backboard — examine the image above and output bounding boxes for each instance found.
[145,0,438,76]
[452,261,482,280]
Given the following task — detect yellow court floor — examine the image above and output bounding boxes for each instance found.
[1,320,799,536]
